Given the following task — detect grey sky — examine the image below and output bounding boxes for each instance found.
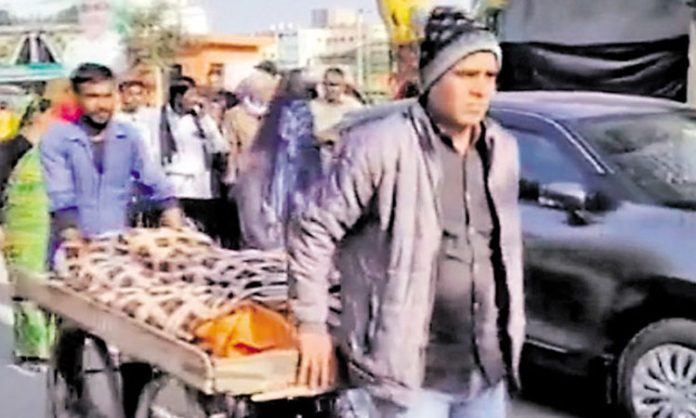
[1,0,474,34]
[199,0,379,34]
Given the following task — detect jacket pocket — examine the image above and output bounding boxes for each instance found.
[440,217,466,260]
[365,289,379,351]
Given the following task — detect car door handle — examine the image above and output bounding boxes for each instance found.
[567,209,596,226]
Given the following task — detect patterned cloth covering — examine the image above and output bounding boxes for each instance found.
[53,228,295,342]
[53,228,343,344]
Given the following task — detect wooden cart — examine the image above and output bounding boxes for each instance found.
[14,273,332,418]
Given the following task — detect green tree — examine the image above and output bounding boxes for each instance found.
[117,2,183,70]
[117,2,185,104]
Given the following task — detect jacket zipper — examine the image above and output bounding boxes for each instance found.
[87,137,103,233]
[97,170,102,232]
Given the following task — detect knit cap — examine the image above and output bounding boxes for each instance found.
[419,6,502,91]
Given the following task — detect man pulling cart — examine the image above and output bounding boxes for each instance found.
[26,62,336,418]
[38,63,185,417]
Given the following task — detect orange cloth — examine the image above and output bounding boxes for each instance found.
[194,302,297,358]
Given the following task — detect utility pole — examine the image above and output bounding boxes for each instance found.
[356,8,365,92]
[689,2,696,104]
[364,24,371,99]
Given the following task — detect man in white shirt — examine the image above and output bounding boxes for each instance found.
[62,0,127,75]
[116,79,166,227]
[116,80,158,158]
[155,77,229,238]
[309,67,363,173]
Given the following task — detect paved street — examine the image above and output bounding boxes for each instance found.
[0,351,582,418]
[0,261,581,418]
[0,325,582,418]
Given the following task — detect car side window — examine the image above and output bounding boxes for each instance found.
[513,128,585,185]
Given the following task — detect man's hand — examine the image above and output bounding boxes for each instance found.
[61,227,82,243]
[160,207,184,229]
[296,328,336,389]
[60,227,85,259]
[315,129,340,145]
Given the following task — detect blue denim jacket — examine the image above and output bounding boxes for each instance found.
[40,119,174,237]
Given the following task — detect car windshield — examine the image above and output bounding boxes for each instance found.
[578,110,696,206]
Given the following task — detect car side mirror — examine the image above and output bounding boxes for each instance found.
[539,182,588,212]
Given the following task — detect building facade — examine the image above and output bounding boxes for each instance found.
[273,8,391,101]
[0,24,80,66]
[174,34,276,89]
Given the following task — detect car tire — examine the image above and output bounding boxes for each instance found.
[617,318,696,418]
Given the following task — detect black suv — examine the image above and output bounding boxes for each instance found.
[491,91,696,418]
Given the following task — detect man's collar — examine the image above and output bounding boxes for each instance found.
[419,95,447,143]
[69,118,127,143]
[166,104,186,119]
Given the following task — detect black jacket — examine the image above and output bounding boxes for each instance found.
[0,135,32,223]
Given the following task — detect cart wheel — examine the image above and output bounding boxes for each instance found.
[88,337,124,417]
[228,397,253,418]
[133,373,167,418]
[187,389,229,418]
[47,333,124,418]
[134,376,210,418]
[45,366,71,418]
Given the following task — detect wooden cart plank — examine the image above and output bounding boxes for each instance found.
[211,350,298,393]
[251,387,331,403]
[14,274,302,396]
[16,278,217,393]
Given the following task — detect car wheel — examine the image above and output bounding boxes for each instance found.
[617,318,696,418]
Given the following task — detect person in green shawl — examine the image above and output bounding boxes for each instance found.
[0,97,55,369]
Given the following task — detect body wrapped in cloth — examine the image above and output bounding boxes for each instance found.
[52,228,336,357]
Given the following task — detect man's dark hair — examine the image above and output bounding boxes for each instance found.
[175,76,196,88]
[119,79,146,92]
[399,81,421,99]
[168,76,196,107]
[70,63,115,93]
[306,86,319,100]
[255,60,279,76]
[220,91,239,110]
[324,67,345,78]
[19,98,51,130]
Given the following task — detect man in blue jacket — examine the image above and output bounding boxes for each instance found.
[40,62,183,418]
[41,63,182,244]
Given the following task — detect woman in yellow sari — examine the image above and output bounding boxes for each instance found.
[2,93,58,368]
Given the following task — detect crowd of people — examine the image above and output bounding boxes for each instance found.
[0,59,367,416]
[110,61,366,252]
[0,5,526,418]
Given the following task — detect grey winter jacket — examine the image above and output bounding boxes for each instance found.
[287,100,525,406]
